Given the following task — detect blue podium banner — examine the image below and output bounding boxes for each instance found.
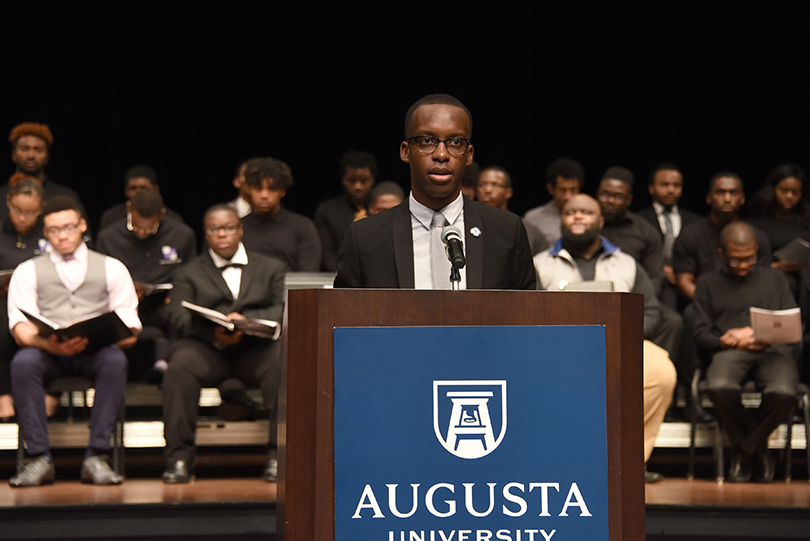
[334,325,608,541]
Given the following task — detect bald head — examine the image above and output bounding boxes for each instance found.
[563,194,603,218]
[720,221,756,250]
[720,222,758,277]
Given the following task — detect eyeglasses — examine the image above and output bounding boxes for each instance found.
[406,136,471,156]
[127,211,160,237]
[204,225,241,235]
[596,191,629,202]
[44,222,81,237]
[8,203,41,219]
[727,256,757,267]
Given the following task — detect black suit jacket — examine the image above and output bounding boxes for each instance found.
[167,249,285,343]
[334,197,536,289]
[637,205,701,241]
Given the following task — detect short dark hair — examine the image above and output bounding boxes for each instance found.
[42,195,82,219]
[338,150,379,178]
[243,157,294,190]
[234,157,260,178]
[203,204,240,225]
[601,166,635,189]
[404,93,473,138]
[709,171,743,193]
[545,158,584,187]
[130,188,164,218]
[124,165,159,188]
[480,165,513,189]
[369,181,405,205]
[649,163,682,185]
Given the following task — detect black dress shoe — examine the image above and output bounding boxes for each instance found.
[728,449,752,483]
[645,470,664,483]
[162,460,195,484]
[753,448,775,483]
[217,390,269,421]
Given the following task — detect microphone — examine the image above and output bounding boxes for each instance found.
[441,225,466,270]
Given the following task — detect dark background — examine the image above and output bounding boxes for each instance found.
[2,2,808,234]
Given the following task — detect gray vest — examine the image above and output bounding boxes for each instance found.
[33,251,108,327]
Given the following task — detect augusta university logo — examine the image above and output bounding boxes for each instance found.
[433,380,506,459]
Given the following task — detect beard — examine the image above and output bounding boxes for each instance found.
[601,210,621,224]
[561,226,601,254]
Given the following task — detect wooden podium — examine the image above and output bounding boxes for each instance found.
[278,289,644,541]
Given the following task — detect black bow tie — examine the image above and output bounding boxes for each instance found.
[220,263,244,270]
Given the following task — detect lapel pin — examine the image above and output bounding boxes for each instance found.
[470,227,481,238]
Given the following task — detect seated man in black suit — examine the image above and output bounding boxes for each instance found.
[693,222,799,483]
[313,151,378,271]
[161,205,285,483]
[335,93,535,290]
[637,163,701,310]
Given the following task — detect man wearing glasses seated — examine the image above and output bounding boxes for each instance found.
[693,222,799,483]
[161,205,285,483]
[7,196,141,486]
[335,93,535,290]
[95,189,197,382]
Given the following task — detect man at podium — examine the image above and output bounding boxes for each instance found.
[334,93,535,290]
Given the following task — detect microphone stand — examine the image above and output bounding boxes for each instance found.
[450,266,462,290]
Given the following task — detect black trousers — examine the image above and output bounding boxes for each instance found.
[162,337,280,464]
[706,346,798,456]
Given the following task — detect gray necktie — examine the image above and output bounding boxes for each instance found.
[663,209,674,237]
[431,212,450,289]
[662,209,675,263]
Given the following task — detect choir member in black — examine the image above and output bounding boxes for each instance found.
[96,189,197,381]
[746,164,810,300]
[0,175,48,419]
[240,157,322,272]
[313,151,377,270]
[99,165,184,231]
[3,123,88,227]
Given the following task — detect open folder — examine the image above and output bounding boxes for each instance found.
[750,306,802,344]
[181,301,280,340]
[20,308,134,350]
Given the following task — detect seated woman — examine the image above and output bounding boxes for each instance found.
[0,175,48,419]
[747,164,810,300]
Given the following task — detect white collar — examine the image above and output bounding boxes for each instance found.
[408,191,464,229]
[209,242,249,268]
[652,201,680,215]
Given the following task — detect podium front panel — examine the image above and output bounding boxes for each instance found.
[279,289,644,541]
[334,325,608,540]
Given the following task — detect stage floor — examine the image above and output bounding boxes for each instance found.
[0,448,809,540]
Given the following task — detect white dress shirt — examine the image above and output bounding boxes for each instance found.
[409,192,467,289]
[652,201,683,237]
[209,242,249,300]
[8,242,142,332]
